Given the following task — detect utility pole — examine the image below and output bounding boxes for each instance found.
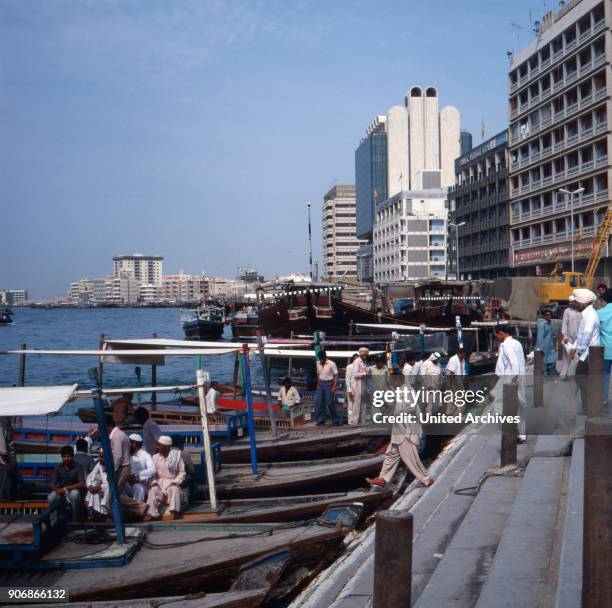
[307,202,313,280]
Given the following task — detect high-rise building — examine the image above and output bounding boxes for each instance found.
[111,273,140,304]
[67,279,93,305]
[91,276,114,303]
[373,189,448,282]
[112,253,163,285]
[508,0,611,275]
[160,274,209,302]
[322,185,367,281]
[460,131,473,156]
[0,289,28,305]
[448,130,511,279]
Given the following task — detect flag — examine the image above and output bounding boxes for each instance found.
[480,118,485,140]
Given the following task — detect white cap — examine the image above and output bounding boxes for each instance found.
[157,435,172,446]
[128,433,143,443]
[430,352,441,361]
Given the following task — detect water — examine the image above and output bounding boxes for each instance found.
[0,308,265,422]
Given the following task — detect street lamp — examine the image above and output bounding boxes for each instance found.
[558,187,585,272]
[449,221,467,280]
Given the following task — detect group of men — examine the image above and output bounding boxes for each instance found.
[47,404,195,522]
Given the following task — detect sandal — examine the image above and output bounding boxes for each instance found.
[416,478,434,488]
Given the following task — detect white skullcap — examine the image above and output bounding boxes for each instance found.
[128,433,143,443]
[358,347,370,355]
[430,352,441,361]
[572,289,597,304]
[569,295,576,302]
[157,435,172,446]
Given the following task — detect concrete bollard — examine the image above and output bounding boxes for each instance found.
[533,349,544,408]
[586,345,604,418]
[501,383,518,467]
[583,417,612,608]
[373,510,413,608]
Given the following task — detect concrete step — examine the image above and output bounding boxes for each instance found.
[474,456,564,608]
[554,438,583,608]
[414,475,521,608]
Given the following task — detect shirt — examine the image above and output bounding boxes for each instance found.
[110,426,131,470]
[74,451,94,475]
[278,386,301,407]
[597,303,612,360]
[0,418,16,464]
[561,307,581,341]
[402,362,415,376]
[446,354,466,376]
[142,418,162,455]
[52,461,85,489]
[575,305,601,362]
[130,448,156,482]
[495,336,525,377]
[316,360,338,381]
[205,388,219,414]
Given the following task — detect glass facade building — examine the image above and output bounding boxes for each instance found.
[355,130,388,240]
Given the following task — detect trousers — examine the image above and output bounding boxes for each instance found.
[315,380,338,424]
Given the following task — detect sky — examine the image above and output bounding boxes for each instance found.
[1,0,550,298]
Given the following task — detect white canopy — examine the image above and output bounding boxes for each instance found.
[105,338,306,351]
[1,348,241,357]
[0,384,78,416]
[355,323,444,331]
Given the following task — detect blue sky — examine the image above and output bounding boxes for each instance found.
[1,0,547,297]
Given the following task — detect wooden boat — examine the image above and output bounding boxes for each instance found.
[0,518,350,602]
[182,306,225,340]
[213,453,384,499]
[1,489,391,526]
[230,307,260,339]
[0,305,13,325]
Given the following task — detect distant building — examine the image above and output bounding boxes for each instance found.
[67,279,93,305]
[113,253,163,285]
[508,0,611,275]
[0,289,28,305]
[448,130,510,279]
[373,187,448,282]
[460,131,473,156]
[160,274,209,302]
[237,268,264,283]
[139,284,159,302]
[112,273,140,304]
[91,276,114,303]
[322,185,367,281]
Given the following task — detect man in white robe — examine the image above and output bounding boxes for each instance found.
[348,348,370,425]
[492,325,527,442]
[145,436,186,520]
[85,451,110,519]
[127,434,156,501]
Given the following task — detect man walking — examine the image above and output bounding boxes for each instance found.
[315,351,340,426]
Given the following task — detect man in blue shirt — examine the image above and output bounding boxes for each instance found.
[596,289,612,415]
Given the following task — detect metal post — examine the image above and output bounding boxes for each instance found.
[419,324,425,359]
[455,225,460,280]
[583,416,612,608]
[533,350,544,408]
[307,202,313,280]
[97,334,105,388]
[256,330,276,436]
[587,345,604,418]
[241,344,258,475]
[151,333,157,411]
[570,192,575,273]
[373,510,413,608]
[196,369,217,510]
[501,383,518,467]
[18,343,26,387]
[91,388,125,544]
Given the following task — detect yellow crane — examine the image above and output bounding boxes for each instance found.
[540,206,612,303]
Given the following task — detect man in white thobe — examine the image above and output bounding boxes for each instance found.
[492,325,527,442]
[145,436,186,520]
[560,295,582,378]
[86,451,110,519]
[127,434,156,501]
[348,347,369,425]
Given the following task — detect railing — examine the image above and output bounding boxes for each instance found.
[513,225,596,250]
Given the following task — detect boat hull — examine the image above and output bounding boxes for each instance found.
[183,319,224,340]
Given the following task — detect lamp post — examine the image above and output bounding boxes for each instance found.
[558,187,585,272]
[449,221,466,280]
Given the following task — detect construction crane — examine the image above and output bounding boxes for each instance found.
[584,206,612,286]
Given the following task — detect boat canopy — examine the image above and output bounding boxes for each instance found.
[263,348,384,358]
[0,348,242,356]
[0,384,78,416]
[104,338,307,351]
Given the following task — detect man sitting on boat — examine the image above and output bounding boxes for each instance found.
[127,434,156,501]
[145,435,187,520]
[48,445,86,522]
[111,392,137,428]
[74,438,94,475]
[85,450,110,520]
[278,377,301,411]
[205,382,220,414]
[0,416,17,500]
[134,406,162,455]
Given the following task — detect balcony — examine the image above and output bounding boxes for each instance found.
[566,71,578,85]
[595,120,608,133]
[541,57,551,70]
[594,87,607,100]
[581,160,594,172]
[595,154,608,167]
[513,225,597,250]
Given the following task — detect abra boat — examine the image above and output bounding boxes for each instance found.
[182,306,225,340]
[0,305,13,325]
[230,306,260,339]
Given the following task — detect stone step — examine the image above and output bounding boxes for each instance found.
[414,475,521,608]
[474,456,564,608]
[554,438,583,608]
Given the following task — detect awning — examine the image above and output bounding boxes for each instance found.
[263,348,384,358]
[0,348,241,357]
[0,384,78,417]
